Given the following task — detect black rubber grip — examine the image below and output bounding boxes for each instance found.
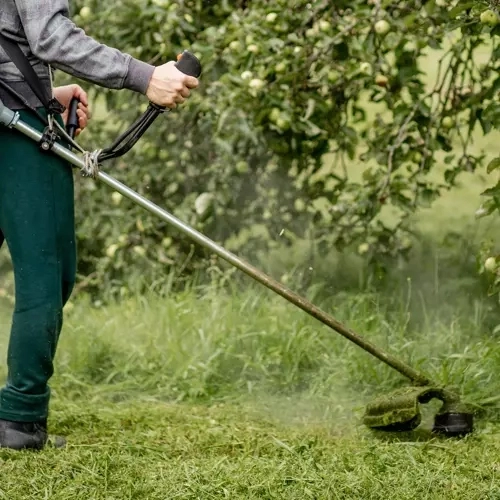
[174,50,202,78]
[67,97,80,139]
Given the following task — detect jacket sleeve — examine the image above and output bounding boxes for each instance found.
[14,0,155,94]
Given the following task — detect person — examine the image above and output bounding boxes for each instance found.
[0,0,199,450]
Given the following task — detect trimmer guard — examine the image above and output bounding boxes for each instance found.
[363,386,472,435]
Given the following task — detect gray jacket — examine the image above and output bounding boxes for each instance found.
[0,0,155,109]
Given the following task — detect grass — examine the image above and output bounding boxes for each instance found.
[1,258,500,498]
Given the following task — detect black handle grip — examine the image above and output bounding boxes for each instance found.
[174,50,202,78]
[66,97,80,139]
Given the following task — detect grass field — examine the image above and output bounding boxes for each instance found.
[1,274,500,498]
[1,34,500,500]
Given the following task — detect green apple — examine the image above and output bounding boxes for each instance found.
[374,19,391,35]
[195,193,214,217]
[441,116,454,129]
[328,70,339,83]
[319,20,331,32]
[294,199,306,212]
[269,107,281,123]
[79,6,91,19]
[229,40,242,51]
[247,44,259,54]
[358,243,370,255]
[275,62,287,73]
[485,257,497,272]
[133,246,146,257]
[266,12,278,23]
[276,116,291,130]
[106,244,119,258]
[359,62,371,74]
[480,9,499,26]
[249,78,265,90]
[111,192,123,206]
[236,161,249,174]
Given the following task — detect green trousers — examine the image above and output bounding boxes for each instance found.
[0,110,76,422]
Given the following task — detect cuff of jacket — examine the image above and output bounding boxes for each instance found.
[124,57,155,95]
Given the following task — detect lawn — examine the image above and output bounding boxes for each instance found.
[1,280,500,498]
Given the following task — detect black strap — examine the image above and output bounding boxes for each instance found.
[0,32,65,115]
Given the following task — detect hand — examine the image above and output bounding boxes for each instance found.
[53,84,91,136]
[146,61,199,109]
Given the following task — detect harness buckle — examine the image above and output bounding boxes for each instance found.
[39,126,58,152]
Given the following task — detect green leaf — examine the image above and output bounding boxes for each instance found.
[486,157,500,174]
[448,2,474,18]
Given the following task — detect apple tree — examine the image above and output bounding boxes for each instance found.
[65,0,500,297]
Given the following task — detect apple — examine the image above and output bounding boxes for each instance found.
[375,74,389,87]
[358,243,370,255]
[294,199,306,212]
[441,116,454,129]
[79,6,91,19]
[241,70,253,80]
[359,62,371,74]
[485,257,497,272]
[195,193,214,217]
[106,244,119,258]
[276,116,291,130]
[229,40,242,51]
[236,161,249,174]
[275,62,287,73]
[247,44,259,53]
[480,9,499,26]
[266,12,278,23]
[133,246,146,257]
[111,192,123,206]
[249,78,265,90]
[269,107,281,123]
[319,20,331,32]
[328,70,339,83]
[374,20,391,36]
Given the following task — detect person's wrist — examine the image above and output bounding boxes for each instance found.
[124,58,156,95]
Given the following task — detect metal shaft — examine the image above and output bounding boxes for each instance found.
[12,117,432,387]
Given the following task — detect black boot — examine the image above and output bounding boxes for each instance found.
[0,419,66,450]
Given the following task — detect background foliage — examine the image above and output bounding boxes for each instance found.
[4,0,499,300]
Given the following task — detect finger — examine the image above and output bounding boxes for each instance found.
[77,105,91,120]
[72,85,89,106]
[78,117,87,130]
[77,110,88,128]
[180,87,191,99]
[175,95,186,105]
[184,76,199,89]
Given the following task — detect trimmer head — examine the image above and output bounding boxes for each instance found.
[363,386,473,437]
[432,412,474,437]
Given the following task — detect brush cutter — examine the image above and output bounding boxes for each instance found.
[0,51,474,437]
